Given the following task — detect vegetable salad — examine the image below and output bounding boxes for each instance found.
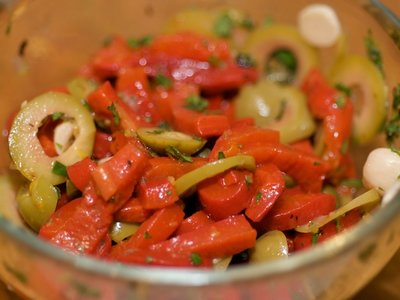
[6,5,393,268]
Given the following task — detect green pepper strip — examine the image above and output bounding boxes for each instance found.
[295,189,380,234]
[174,155,256,196]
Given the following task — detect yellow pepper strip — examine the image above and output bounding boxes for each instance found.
[295,189,381,234]
[174,155,256,196]
[249,230,288,263]
[8,92,96,185]
[110,221,140,243]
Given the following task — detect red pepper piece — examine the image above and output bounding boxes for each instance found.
[198,170,254,220]
[245,164,285,222]
[138,177,179,210]
[114,197,152,223]
[175,210,214,235]
[66,157,97,192]
[93,131,113,160]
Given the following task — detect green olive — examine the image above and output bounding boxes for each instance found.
[136,127,206,155]
[242,24,318,85]
[234,79,316,144]
[67,77,98,101]
[110,221,140,243]
[8,92,96,185]
[329,54,387,145]
[16,176,59,232]
[249,230,288,263]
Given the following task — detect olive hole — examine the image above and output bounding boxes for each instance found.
[264,49,297,85]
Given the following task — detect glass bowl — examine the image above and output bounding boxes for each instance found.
[0,0,400,299]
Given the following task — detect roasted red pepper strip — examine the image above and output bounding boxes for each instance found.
[114,197,153,223]
[91,140,149,200]
[138,177,179,210]
[151,214,257,259]
[259,188,337,231]
[93,131,113,160]
[175,210,214,235]
[111,203,184,252]
[245,164,285,222]
[39,195,113,255]
[302,68,353,172]
[66,157,97,192]
[198,169,254,220]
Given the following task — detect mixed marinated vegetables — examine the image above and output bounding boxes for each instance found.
[6,4,398,268]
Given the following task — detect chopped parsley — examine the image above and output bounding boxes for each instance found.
[255,191,262,204]
[217,151,226,160]
[240,16,255,30]
[384,84,400,145]
[340,140,349,154]
[364,30,384,74]
[51,111,65,121]
[52,161,68,177]
[190,253,203,266]
[340,178,363,188]
[154,73,172,89]
[335,95,346,108]
[145,256,154,264]
[144,231,152,239]
[245,175,253,188]
[185,95,208,112]
[335,82,352,97]
[107,102,120,125]
[214,14,234,38]
[127,35,153,48]
[165,145,193,163]
[311,231,319,245]
[235,52,256,68]
[208,55,223,68]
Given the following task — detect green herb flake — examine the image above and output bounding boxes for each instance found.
[70,280,101,298]
[208,55,223,68]
[313,161,321,166]
[145,256,154,264]
[214,14,234,38]
[165,145,193,163]
[217,151,226,160]
[185,95,209,112]
[340,178,363,188]
[358,243,376,262]
[52,161,68,177]
[154,73,173,89]
[235,52,256,68]
[190,253,203,266]
[51,112,64,121]
[245,175,253,188]
[255,191,262,204]
[241,16,255,30]
[364,30,384,74]
[127,35,153,48]
[340,140,349,155]
[107,102,121,125]
[272,50,297,72]
[144,231,152,239]
[335,82,352,97]
[385,85,400,145]
[157,121,171,130]
[335,95,346,108]
[311,232,319,245]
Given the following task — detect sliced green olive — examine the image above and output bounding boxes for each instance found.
[16,176,59,232]
[174,155,256,196]
[8,92,96,185]
[295,189,380,233]
[329,54,387,145]
[110,221,140,243]
[249,230,288,263]
[67,77,98,100]
[242,24,318,85]
[234,79,316,144]
[136,127,206,155]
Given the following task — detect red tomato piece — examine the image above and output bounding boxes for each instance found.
[138,177,179,210]
[39,196,113,255]
[175,210,214,236]
[115,197,152,223]
[151,214,257,259]
[245,164,285,222]
[259,188,337,231]
[91,141,149,200]
[198,170,253,220]
[66,157,97,192]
